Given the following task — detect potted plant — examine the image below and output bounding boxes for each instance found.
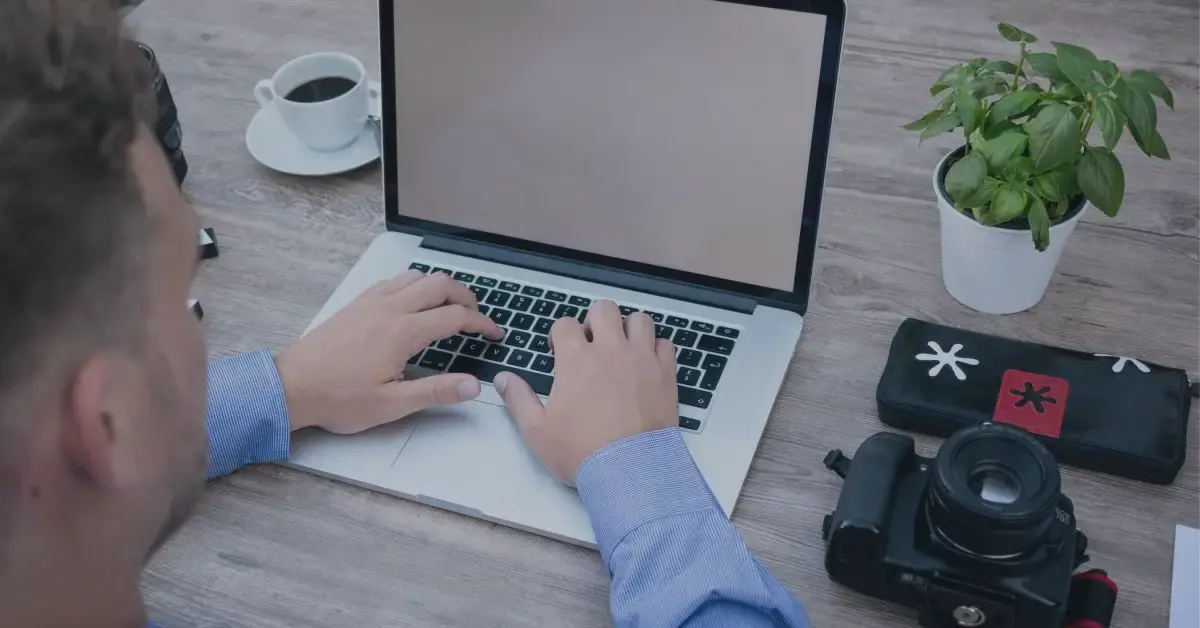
[905,23,1174,314]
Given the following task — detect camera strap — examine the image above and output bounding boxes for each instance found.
[1064,569,1118,628]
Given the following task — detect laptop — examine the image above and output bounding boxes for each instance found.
[288,0,846,548]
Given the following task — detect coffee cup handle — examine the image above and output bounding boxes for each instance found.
[253,80,275,108]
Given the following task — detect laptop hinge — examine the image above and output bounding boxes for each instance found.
[419,234,757,315]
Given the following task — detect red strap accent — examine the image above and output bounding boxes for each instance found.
[1074,569,1118,594]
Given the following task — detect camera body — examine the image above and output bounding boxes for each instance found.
[821,424,1090,628]
[132,41,187,186]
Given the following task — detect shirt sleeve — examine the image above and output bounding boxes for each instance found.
[575,428,811,628]
[204,348,291,480]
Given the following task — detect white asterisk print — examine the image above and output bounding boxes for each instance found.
[1093,354,1150,373]
[915,341,980,381]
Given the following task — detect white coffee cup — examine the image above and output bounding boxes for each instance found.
[254,52,379,152]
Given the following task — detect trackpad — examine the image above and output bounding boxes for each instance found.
[390,401,580,520]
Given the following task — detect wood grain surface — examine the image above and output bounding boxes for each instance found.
[127,0,1199,626]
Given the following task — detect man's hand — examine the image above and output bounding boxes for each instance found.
[276,270,503,433]
[493,300,677,484]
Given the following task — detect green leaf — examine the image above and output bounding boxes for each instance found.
[985,120,1020,139]
[1126,69,1174,109]
[902,109,945,131]
[969,75,1010,98]
[1028,196,1051,251]
[920,113,962,142]
[930,82,952,97]
[1125,119,1171,160]
[944,152,988,204]
[1113,77,1157,150]
[1026,52,1069,84]
[1092,94,1123,150]
[1004,155,1035,182]
[1054,83,1084,101]
[987,91,1040,125]
[1028,83,1046,93]
[975,130,1029,174]
[1076,146,1125,217]
[1022,103,1082,172]
[1053,42,1102,90]
[983,60,1021,74]
[1096,60,1119,82]
[988,185,1028,225]
[998,23,1037,43]
[955,90,984,135]
[938,65,962,84]
[959,177,1002,208]
[1049,200,1070,220]
[1033,171,1069,202]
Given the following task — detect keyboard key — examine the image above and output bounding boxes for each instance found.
[678,386,712,409]
[545,291,567,302]
[533,317,555,335]
[677,367,701,386]
[478,304,490,315]
[488,308,512,326]
[555,304,580,319]
[531,354,555,373]
[619,305,638,316]
[577,308,589,323]
[678,348,702,367]
[700,367,724,391]
[469,286,489,301]
[475,276,498,287]
[461,338,488,357]
[697,334,735,355]
[409,262,430,272]
[510,313,535,330]
[419,349,453,371]
[505,331,531,348]
[485,291,510,307]
[690,321,715,333]
[499,281,521,292]
[436,336,464,352]
[679,416,702,431]
[453,271,476,283]
[507,349,533,369]
[672,329,698,348]
[643,311,664,323]
[522,286,545,297]
[431,267,452,276]
[449,356,554,395]
[655,324,672,339]
[407,351,423,365]
[702,354,728,371]
[717,326,740,339]
[510,295,533,312]
[532,300,556,316]
[666,316,689,328]
[483,344,510,362]
[569,295,591,307]
[530,335,550,353]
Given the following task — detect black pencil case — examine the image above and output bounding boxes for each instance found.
[876,318,1195,484]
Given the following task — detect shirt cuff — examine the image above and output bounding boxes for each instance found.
[575,428,722,567]
[204,348,291,479]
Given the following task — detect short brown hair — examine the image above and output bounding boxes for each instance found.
[0,0,154,420]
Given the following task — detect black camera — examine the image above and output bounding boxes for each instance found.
[820,423,1110,628]
[133,41,187,186]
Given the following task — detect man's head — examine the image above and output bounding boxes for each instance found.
[0,0,208,568]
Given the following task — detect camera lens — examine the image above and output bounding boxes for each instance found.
[926,423,1060,559]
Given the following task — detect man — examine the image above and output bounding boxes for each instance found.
[0,2,811,627]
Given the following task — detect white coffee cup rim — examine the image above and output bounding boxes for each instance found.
[271,51,366,107]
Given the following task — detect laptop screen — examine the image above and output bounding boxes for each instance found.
[389,0,832,293]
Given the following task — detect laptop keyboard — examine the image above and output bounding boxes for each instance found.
[406,262,741,432]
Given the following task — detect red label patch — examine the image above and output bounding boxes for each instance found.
[992,369,1069,438]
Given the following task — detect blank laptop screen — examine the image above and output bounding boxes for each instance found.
[391,0,827,292]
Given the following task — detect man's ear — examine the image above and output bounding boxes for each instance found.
[61,356,124,489]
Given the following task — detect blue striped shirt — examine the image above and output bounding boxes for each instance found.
[163,348,811,627]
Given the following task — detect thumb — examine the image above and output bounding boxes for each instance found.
[386,373,482,418]
[493,371,546,429]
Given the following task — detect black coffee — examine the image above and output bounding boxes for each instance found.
[284,76,356,103]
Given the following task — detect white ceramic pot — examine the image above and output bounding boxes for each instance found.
[934,149,1087,315]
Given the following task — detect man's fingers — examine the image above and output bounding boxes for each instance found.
[623,311,656,349]
[393,272,478,313]
[385,374,482,419]
[655,338,676,370]
[493,372,546,430]
[548,317,587,353]
[407,304,504,343]
[583,300,624,344]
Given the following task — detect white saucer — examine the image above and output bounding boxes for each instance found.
[245,81,382,176]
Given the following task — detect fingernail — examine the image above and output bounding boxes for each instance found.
[493,372,509,395]
[459,378,481,400]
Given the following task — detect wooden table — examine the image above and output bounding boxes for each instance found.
[129,0,1199,626]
